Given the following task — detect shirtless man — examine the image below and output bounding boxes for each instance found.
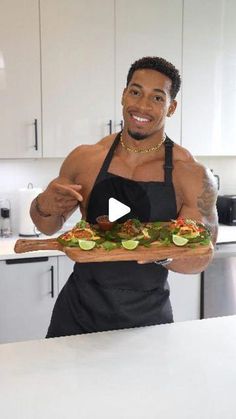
[31,57,218,337]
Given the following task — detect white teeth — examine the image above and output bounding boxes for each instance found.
[133,115,149,122]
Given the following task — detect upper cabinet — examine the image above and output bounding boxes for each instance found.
[41,0,183,157]
[115,0,183,144]
[40,0,115,157]
[2,1,236,158]
[0,0,183,159]
[182,0,236,155]
[0,0,42,158]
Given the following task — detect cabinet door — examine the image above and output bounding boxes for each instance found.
[58,256,74,291]
[168,271,201,322]
[182,0,236,155]
[0,0,42,158]
[115,0,182,143]
[0,257,58,344]
[40,0,115,157]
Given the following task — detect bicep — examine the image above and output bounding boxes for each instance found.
[58,147,83,183]
[178,167,219,244]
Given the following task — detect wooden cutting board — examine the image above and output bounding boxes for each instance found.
[14,238,213,263]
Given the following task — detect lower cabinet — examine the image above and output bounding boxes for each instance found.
[168,271,201,322]
[0,257,58,344]
[58,257,74,291]
[0,255,75,344]
[0,256,200,344]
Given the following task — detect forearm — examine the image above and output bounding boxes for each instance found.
[167,251,214,274]
[30,197,64,236]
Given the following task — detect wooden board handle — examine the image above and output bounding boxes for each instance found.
[14,238,62,253]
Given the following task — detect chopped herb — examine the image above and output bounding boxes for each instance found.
[76,220,87,229]
[102,241,118,251]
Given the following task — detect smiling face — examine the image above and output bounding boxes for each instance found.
[122,69,177,141]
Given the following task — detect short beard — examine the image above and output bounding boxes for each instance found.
[127,129,150,141]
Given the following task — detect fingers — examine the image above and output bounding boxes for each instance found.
[54,197,79,211]
[53,183,83,202]
[38,183,83,217]
[137,260,153,264]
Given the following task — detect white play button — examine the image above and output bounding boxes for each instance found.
[108,198,131,222]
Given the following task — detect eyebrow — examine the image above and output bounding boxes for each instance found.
[129,83,166,96]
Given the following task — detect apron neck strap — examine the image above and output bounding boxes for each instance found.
[102,132,121,173]
[163,136,174,185]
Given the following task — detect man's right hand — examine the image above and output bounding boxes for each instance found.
[36,182,83,217]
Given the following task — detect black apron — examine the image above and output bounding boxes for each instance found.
[46,133,178,338]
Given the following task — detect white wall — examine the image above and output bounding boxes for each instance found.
[196,156,236,195]
[0,155,235,235]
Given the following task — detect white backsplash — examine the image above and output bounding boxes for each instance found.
[196,156,236,195]
[0,156,235,235]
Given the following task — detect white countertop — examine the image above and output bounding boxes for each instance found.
[0,315,236,419]
[0,224,235,260]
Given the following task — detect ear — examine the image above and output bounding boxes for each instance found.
[121,88,127,105]
[167,100,177,117]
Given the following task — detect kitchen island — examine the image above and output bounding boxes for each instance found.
[0,316,236,419]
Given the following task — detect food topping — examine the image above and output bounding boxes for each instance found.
[57,217,211,251]
[120,219,142,236]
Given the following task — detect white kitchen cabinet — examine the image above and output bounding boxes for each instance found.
[0,256,57,343]
[40,0,115,157]
[182,0,236,155]
[168,271,201,321]
[115,0,183,143]
[58,256,74,291]
[40,0,183,158]
[0,0,42,158]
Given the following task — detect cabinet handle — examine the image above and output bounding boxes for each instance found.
[34,119,38,150]
[119,120,123,131]
[6,257,49,265]
[107,119,112,135]
[50,266,54,298]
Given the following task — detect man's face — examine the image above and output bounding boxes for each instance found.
[122,69,177,140]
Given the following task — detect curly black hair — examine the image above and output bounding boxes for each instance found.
[126,56,181,100]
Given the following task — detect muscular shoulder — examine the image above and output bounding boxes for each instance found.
[58,134,116,181]
[172,143,203,181]
[68,134,115,159]
[172,142,196,164]
[174,158,217,212]
[172,143,217,200]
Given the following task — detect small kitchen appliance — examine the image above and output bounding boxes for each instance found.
[0,198,12,237]
[217,195,236,226]
[1,207,12,237]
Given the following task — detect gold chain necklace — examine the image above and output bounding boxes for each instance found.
[120,132,166,154]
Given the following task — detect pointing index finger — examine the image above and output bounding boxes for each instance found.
[54,183,83,201]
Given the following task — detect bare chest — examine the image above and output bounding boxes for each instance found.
[76,154,182,215]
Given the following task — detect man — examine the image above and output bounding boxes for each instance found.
[30,56,218,338]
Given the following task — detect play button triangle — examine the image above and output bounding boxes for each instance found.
[108,198,131,222]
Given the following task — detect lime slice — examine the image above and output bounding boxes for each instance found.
[121,240,139,250]
[78,240,96,251]
[172,235,189,246]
